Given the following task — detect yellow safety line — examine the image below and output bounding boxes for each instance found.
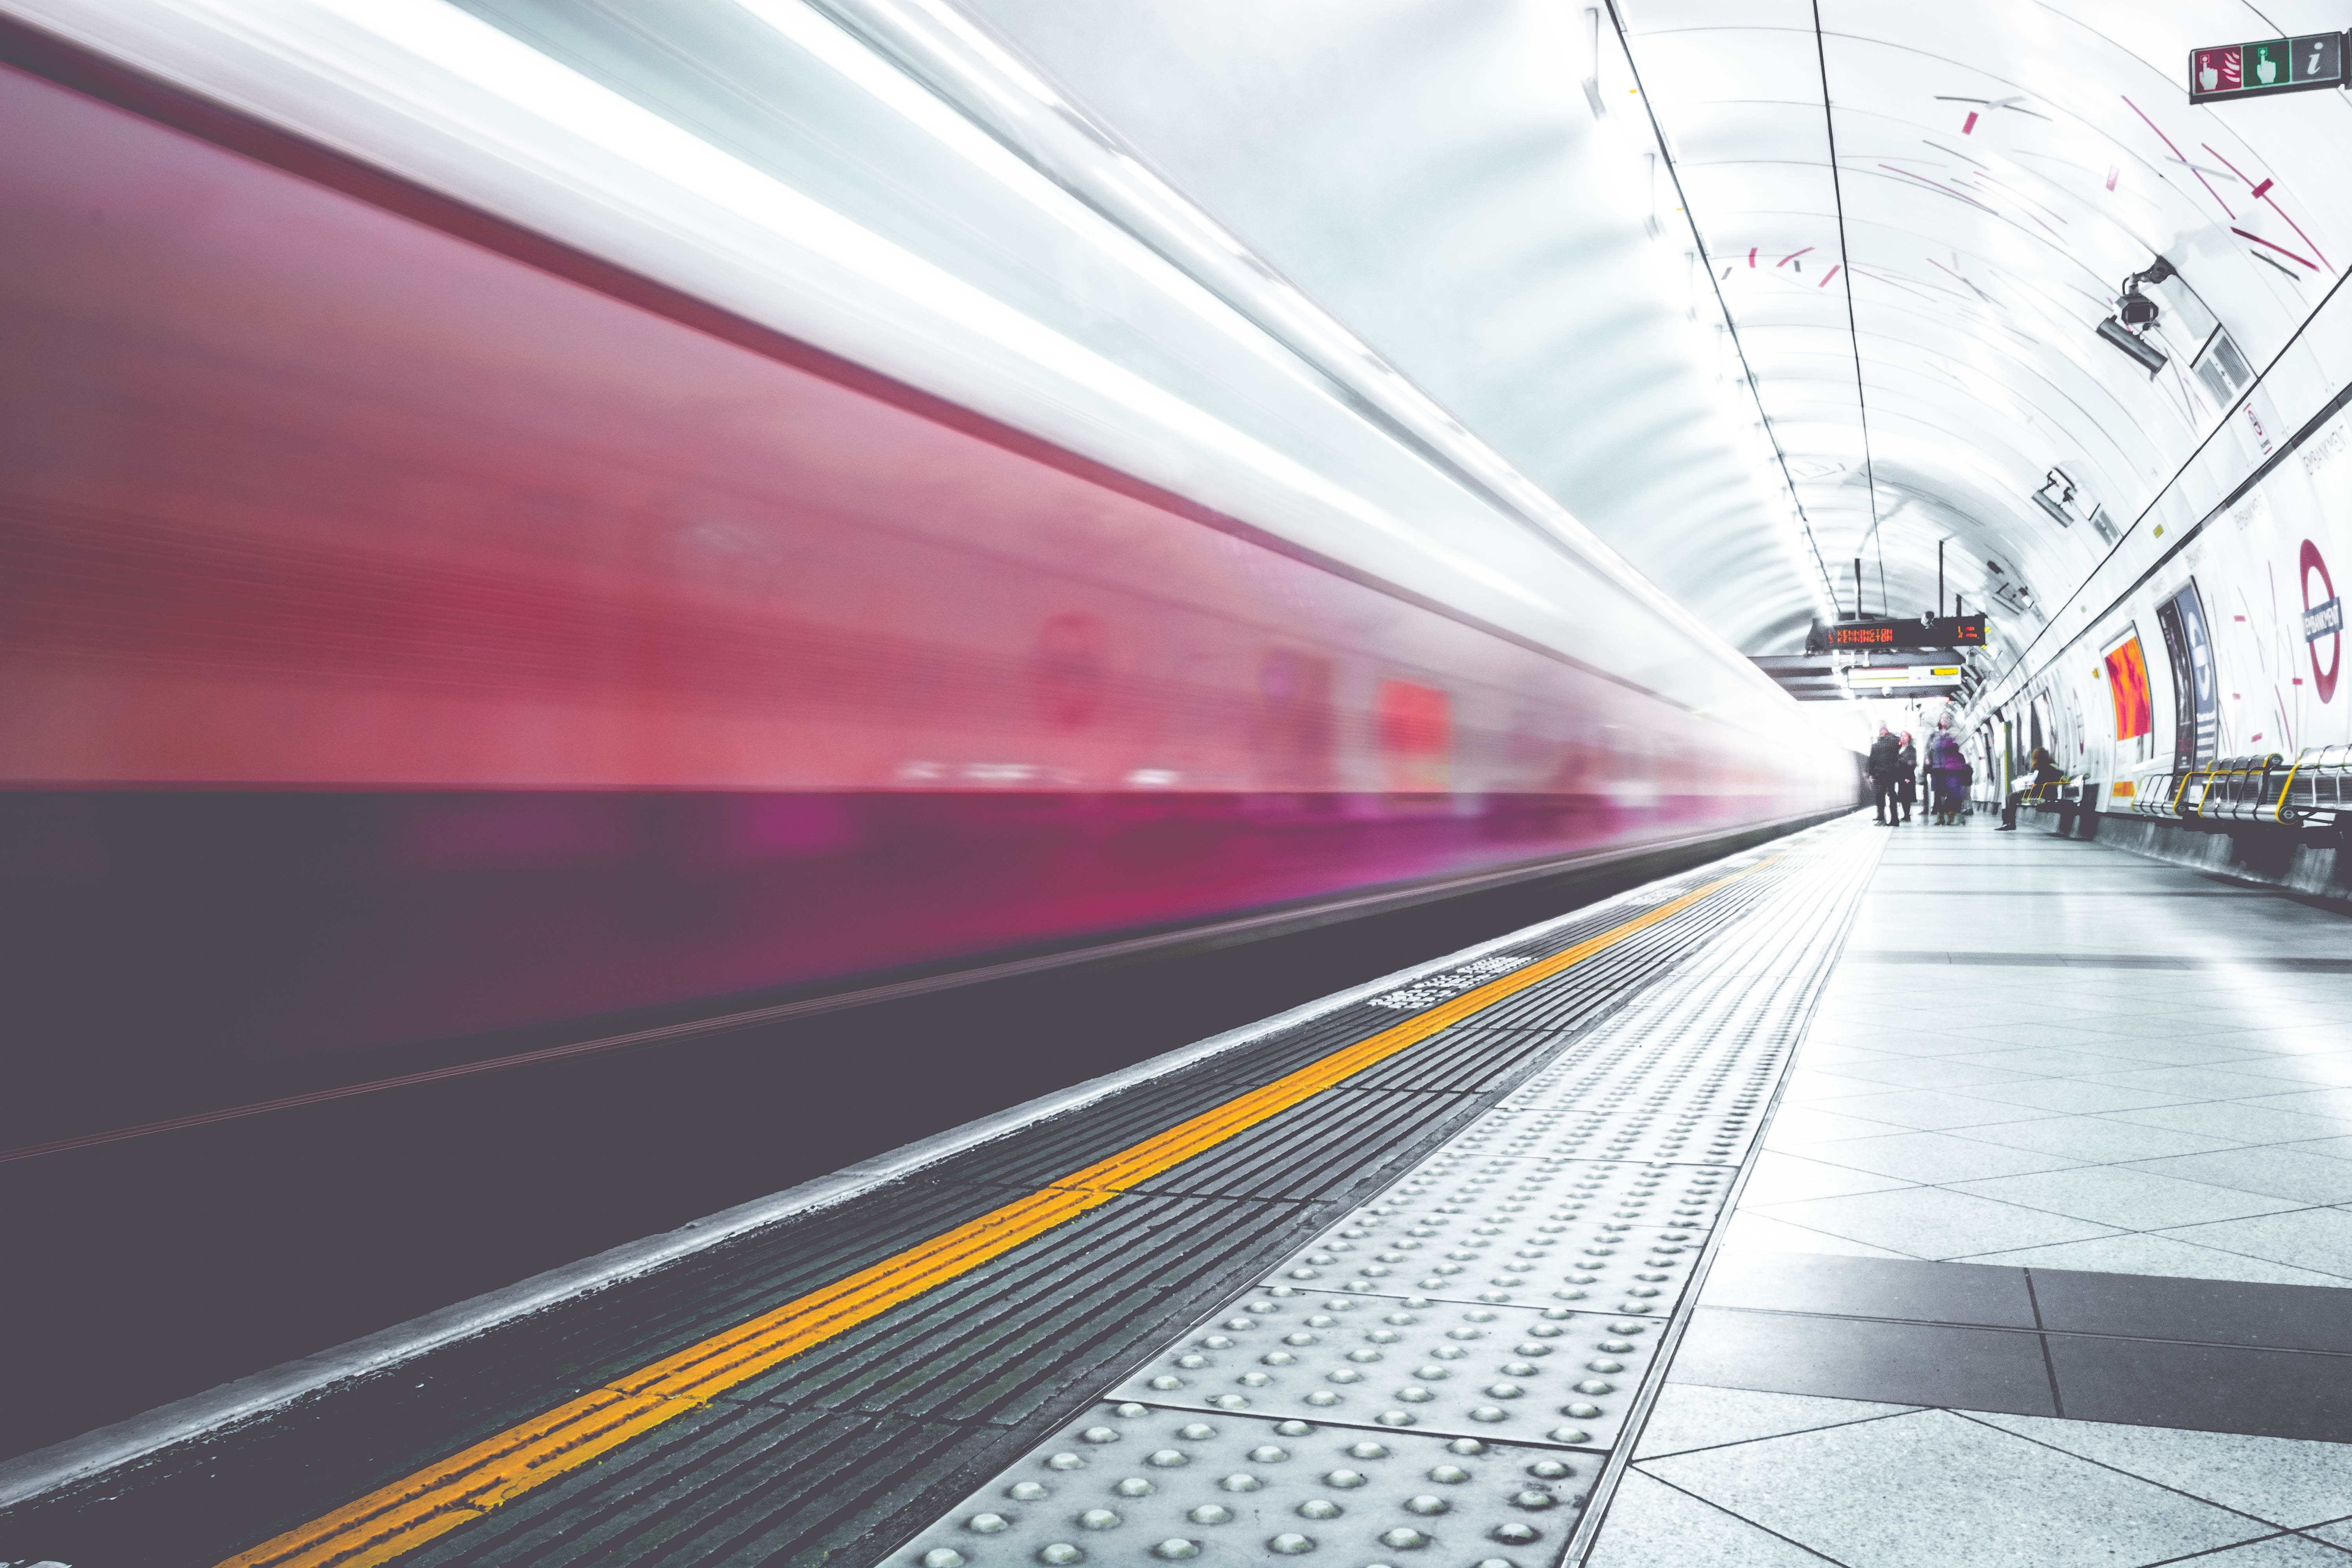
[222,856,1778,1568]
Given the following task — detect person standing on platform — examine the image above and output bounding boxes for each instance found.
[1867,724,1903,826]
[1925,718,1965,824]
[1897,731,1919,824]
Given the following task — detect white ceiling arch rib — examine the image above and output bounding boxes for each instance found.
[1619,0,2352,659]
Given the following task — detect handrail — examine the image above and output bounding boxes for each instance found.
[2043,750,2352,831]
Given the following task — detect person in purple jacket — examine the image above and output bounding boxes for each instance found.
[1925,718,1967,825]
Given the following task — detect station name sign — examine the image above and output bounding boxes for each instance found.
[1826,615,1986,651]
[2191,33,2346,103]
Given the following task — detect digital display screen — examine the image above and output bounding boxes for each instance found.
[1827,616,1984,649]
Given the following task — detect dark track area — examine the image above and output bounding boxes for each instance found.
[0,818,1822,1466]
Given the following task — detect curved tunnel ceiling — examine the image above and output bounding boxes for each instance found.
[1621,0,2352,667]
[960,0,1835,655]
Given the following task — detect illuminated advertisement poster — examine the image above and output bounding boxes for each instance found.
[2304,539,2343,703]
[2103,633,2153,740]
[1377,678,1452,798]
[2154,582,2219,768]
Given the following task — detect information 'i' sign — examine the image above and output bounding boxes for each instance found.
[2190,33,2346,103]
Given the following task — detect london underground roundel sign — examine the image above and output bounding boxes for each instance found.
[2303,539,2342,702]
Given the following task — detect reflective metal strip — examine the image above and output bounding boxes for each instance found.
[214,862,1776,1568]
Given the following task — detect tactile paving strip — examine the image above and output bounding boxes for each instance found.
[1255,1161,1727,1312]
[895,1403,1590,1568]
[1107,1292,1662,1451]
[878,820,1883,1568]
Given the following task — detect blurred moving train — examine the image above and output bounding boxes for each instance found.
[0,2,1849,1136]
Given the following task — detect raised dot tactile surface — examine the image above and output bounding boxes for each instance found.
[1109,1291,1662,1451]
[1258,1159,1727,1314]
[892,1403,1588,1568]
[882,823,1882,1568]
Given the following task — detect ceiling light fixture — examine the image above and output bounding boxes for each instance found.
[2031,468,2077,527]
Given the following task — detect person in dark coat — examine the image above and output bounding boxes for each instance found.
[1999,746,2063,830]
[1866,725,1903,826]
[1897,731,1919,823]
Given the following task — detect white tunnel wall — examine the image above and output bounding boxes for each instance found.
[1978,265,2352,794]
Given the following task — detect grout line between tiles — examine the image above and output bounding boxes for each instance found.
[1627,1402,1923,1463]
[1628,1465,1858,1566]
[2022,1271,2064,1418]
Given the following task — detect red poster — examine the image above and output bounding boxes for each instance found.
[2104,637,2153,740]
[1377,679,1452,795]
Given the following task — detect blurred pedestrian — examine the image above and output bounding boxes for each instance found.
[1867,724,1903,826]
[1897,731,1918,824]
[1925,718,1965,824]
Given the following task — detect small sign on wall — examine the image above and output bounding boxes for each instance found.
[2192,33,2345,102]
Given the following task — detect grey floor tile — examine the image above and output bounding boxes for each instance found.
[1958,1412,2352,1526]
[1641,1408,2268,1568]
[1824,1059,2053,1091]
[1716,1210,1920,1258]
[2110,1103,2352,1146]
[1844,1033,2015,1060]
[1765,1107,1916,1144]
[2162,1208,2352,1276]
[1965,1232,2352,1286]
[1633,1384,1918,1459]
[1738,1151,1915,1206]
[2246,1089,2352,1121]
[1802,1044,1904,1068]
[1955,1115,2248,1162]
[1815,1090,2069,1133]
[2067,1015,2307,1047]
[2231,1056,2352,1087]
[1804,1130,2088,1183]
[1947,1167,2304,1229]
[2309,1522,2352,1551]
[2081,1067,2344,1101]
[1940,1047,2156,1077]
[2283,1136,2352,1161]
[1754,1186,2119,1259]
[2125,1148,2352,1206]
[2047,1334,2352,1442]
[1667,1309,2056,1413]
[1955,1079,2207,1114]
[2073,1041,2298,1069]
[2177,1536,2352,1565]
[1781,1071,1915,1104]
[1898,1020,2104,1052]
[2210,1027,2352,1059]
[1586,1470,1842,1568]
[1700,1251,2036,1327]
[2029,1266,2352,1352]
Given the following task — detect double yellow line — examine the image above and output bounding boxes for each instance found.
[227,862,1764,1568]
